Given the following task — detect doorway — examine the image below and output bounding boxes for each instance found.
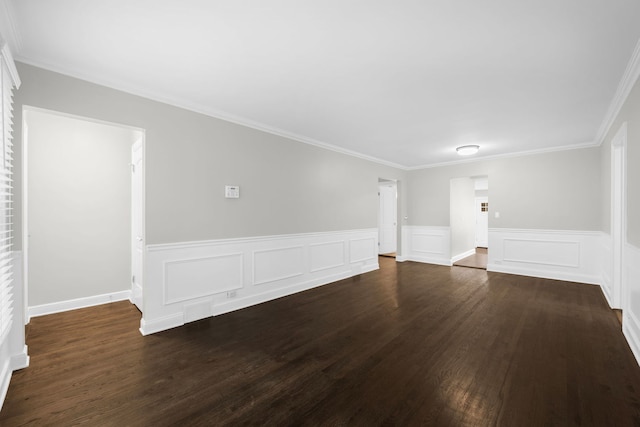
[378,179,397,257]
[22,107,145,319]
[451,176,488,270]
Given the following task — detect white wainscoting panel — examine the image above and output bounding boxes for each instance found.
[164,253,243,304]
[309,241,345,273]
[487,228,602,285]
[142,229,379,335]
[253,246,304,286]
[398,226,451,266]
[623,242,640,367]
[350,237,377,264]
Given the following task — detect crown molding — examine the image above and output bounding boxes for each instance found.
[595,36,640,145]
[1,43,20,88]
[0,0,22,54]
[14,56,407,171]
[405,140,599,170]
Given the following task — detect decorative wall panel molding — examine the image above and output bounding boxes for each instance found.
[398,226,451,266]
[487,228,602,285]
[142,229,379,335]
[253,246,304,286]
[623,242,640,366]
[164,253,244,304]
[309,241,345,273]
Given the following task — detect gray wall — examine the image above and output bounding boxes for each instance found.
[26,109,138,306]
[600,76,640,247]
[13,63,407,248]
[450,177,475,256]
[408,147,601,231]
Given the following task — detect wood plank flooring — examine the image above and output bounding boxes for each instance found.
[2,257,640,426]
[453,248,488,270]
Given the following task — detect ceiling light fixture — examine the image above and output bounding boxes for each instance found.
[456,145,480,156]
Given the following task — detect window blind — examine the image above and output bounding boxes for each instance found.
[0,52,16,344]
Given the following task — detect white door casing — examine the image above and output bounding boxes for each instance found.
[611,122,627,310]
[131,139,144,312]
[378,183,397,254]
[475,197,489,248]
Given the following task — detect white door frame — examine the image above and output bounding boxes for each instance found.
[21,106,146,321]
[131,138,145,312]
[474,196,489,248]
[611,122,627,311]
[378,179,398,255]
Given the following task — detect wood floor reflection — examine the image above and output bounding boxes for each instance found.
[2,257,639,426]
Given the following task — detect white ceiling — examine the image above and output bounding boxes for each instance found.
[2,0,640,168]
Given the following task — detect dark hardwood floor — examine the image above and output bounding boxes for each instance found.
[2,257,640,426]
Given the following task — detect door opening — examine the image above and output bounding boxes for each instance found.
[131,139,144,312]
[451,176,488,270]
[378,179,397,257]
[22,107,145,320]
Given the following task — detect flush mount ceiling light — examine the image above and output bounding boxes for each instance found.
[456,145,480,156]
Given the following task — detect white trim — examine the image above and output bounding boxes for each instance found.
[400,226,452,266]
[407,141,598,170]
[252,246,305,285]
[487,228,602,285]
[140,265,377,336]
[163,253,244,305]
[147,229,377,251]
[23,105,145,133]
[487,264,600,286]
[28,290,132,318]
[0,358,10,412]
[451,248,476,264]
[487,227,602,236]
[142,229,379,334]
[22,106,148,321]
[12,56,609,172]
[14,57,406,170]
[0,43,20,88]
[624,310,640,368]
[140,313,184,336]
[0,0,22,54]
[610,123,628,309]
[10,345,29,371]
[623,242,640,366]
[596,37,640,145]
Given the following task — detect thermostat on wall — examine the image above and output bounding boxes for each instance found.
[225,185,240,198]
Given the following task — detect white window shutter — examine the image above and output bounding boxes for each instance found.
[0,52,16,343]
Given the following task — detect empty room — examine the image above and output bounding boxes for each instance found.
[1,1,640,425]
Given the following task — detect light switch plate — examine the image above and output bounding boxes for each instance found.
[225,185,240,198]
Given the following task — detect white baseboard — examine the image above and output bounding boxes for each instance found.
[487,263,600,285]
[487,228,602,285]
[10,345,29,371]
[28,290,132,318]
[141,229,379,334]
[451,248,476,264]
[140,313,184,336]
[624,310,640,368]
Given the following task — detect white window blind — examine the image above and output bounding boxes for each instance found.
[0,51,16,344]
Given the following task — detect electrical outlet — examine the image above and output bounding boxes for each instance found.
[226,291,237,298]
